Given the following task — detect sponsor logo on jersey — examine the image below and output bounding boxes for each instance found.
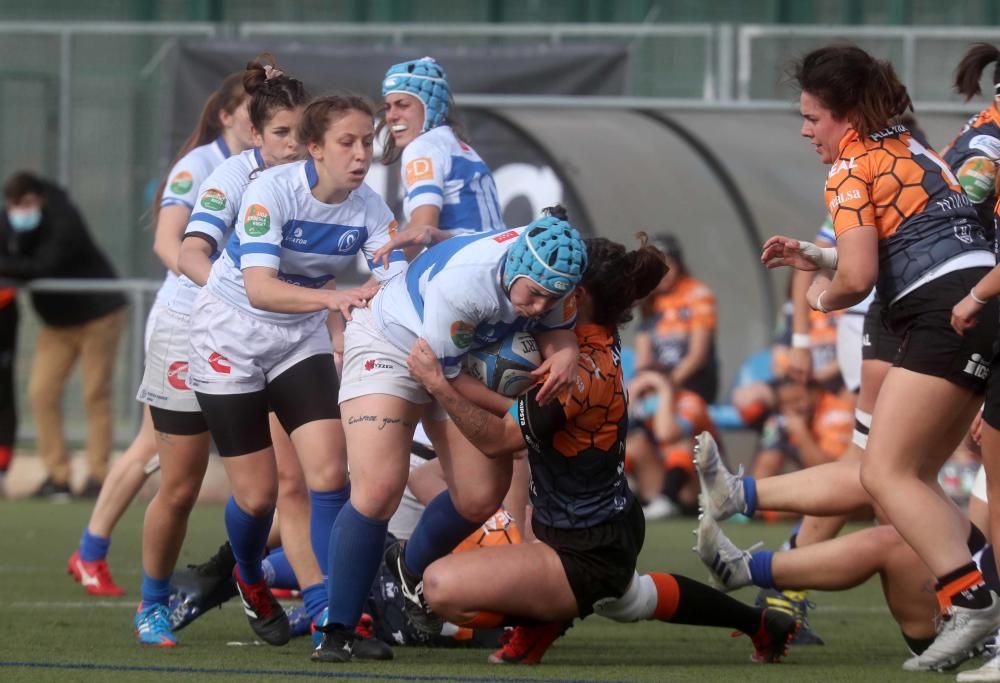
[450,320,475,349]
[964,353,990,379]
[958,156,996,204]
[200,188,226,211]
[169,171,193,195]
[337,229,361,253]
[244,204,270,237]
[828,157,858,177]
[405,157,434,186]
[167,361,190,390]
[208,352,231,374]
[493,230,518,243]
[286,225,307,246]
[828,188,862,210]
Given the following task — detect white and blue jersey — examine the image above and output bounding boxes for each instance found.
[207,158,406,323]
[372,227,577,378]
[401,126,504,235]
[816,216,873,314]
[168,148,265,317]
[154,136,233,307]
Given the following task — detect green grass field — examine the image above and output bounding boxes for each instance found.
[0,500,972,682]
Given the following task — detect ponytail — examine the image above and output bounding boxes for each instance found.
[954,43,1000,101]
[151,71,246,222]
[243,53,308,131]
[581,233,670,328]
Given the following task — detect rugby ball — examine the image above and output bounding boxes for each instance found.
[463,331,541,397]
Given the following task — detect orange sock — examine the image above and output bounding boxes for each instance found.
[649,572,681,621]
[458,611,505,629]
[935,566,986,612]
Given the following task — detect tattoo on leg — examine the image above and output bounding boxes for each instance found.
[347,415,377,425]
[378,416,416,431]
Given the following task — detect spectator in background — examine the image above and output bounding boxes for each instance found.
[635,234,719,403]
[626,369,719,519]
[0,283,15,494]
[752,379,854,487]
[0,171,127,499]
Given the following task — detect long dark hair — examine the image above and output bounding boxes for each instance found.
[151,71,247,220]
[243,53,308,132]
[582,233,669,328]
[954,43,1000,101]
[792,44,913,138]
[376,98,469,165]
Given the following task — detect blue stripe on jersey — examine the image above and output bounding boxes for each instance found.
[441,156,502,232]
[408,185,444,199]
[253,148,264,168]
[215,136,231,159]
[281,221,369,256]
[366,251,407,272]
[305,159,319,189]
[277,271,334,288]
[161,198,193,209]
[225,239,282,267]
[405,231,499,318]
[189,212,230,234]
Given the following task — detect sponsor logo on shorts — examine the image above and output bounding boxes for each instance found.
[450,320,475,349]
[862,333,871,347]
[208,352,231,374]
[169,171,193,195]
[363,358,394,372]
[493,230,518,243]
[200,188,226,211]
[964,353,990,380]
[167,361,190,390]
[244,204,270,237]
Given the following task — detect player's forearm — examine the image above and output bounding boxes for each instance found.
[427,379,514,458]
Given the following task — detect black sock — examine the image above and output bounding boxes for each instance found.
[936,562,991,610]
[662,574,761,635]
[980,545,1000,593]
[968,523,988,556]
[902,631,935,656]
[788,532,798,550]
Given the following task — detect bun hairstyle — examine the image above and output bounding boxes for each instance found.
[954,43,1000,101]
[297,93,376,148]
[152,71,246,221]
[581,232,670,328]
[792,44,913,138]
[242,53,308,131]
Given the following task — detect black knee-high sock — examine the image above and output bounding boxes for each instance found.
[660,574,761,635]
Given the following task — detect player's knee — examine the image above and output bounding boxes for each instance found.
[302,459,348,492]
[421,561,456,616]
[234,487,278,518]
[352,479,406,520]
[160,480,201,514]
[276,463,307,501]
[859,457,889,498]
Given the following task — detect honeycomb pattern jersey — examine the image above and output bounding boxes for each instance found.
[826,125,991,303]
[942,105,1000,244]
[516,324,634,529]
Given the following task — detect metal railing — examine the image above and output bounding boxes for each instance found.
[7,278,160,446]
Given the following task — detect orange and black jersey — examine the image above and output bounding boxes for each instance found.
[516,324,633,529]
[942,105,1000,244]
[826,125,991,302]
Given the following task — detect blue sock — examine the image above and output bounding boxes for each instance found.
[748,550,776,589]
[301,582,328,623]
[79,528,111,562]
[261,548,299,590]
[310,485,350,576]
[742,476,758,517]
[141,572,172,607]
[404,491,483,576]
[326,502,387,628]
[225,496,273,585]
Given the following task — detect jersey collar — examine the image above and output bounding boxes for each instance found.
[304,158,319,189]
[253,148,264,169]
[575,323,613,345]
[215,135,231,159]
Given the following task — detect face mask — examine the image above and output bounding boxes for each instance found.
[7,207,41,233]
